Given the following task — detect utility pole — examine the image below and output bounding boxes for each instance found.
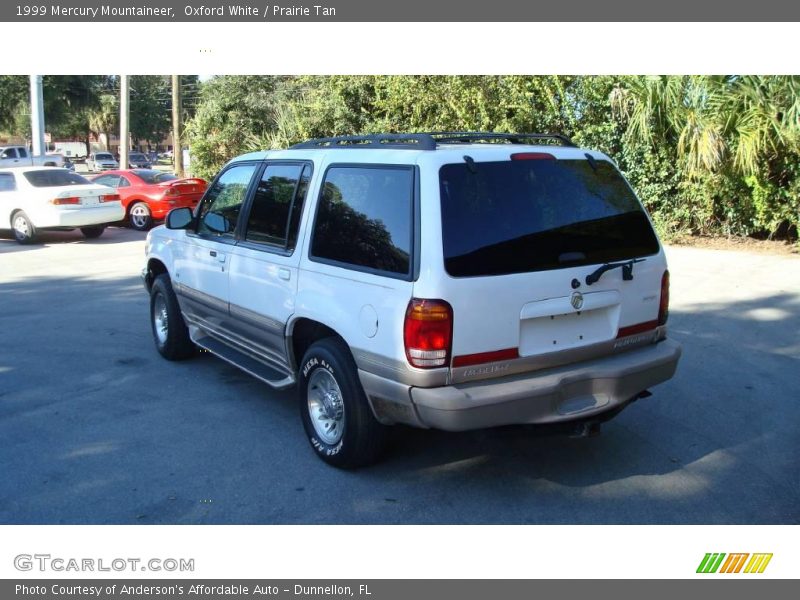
[120,75,130,170]
[29,75,45,157]
[171,75,183,177]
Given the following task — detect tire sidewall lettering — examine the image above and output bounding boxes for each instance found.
[303,356,335,379]
[310,435,344,456]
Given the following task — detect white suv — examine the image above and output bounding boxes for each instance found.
[143,132,681,468]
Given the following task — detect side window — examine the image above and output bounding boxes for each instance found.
[118,176,131,188]
[17,148,27,158]
[244,163,309,249]
[2,148,17,159]
[311,166,413,276]
[0,173,16,192]
[196,163,257,237]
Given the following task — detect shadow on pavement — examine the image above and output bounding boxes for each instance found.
[0,271,798,524]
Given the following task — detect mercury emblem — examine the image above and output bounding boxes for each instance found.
[570,291,584,310]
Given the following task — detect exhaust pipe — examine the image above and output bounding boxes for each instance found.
[567,391,652,438]
[569,420,602,438]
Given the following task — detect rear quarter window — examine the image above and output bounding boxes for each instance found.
[310,165,414,277]
[439,158,660,277]
[0,173,16,192]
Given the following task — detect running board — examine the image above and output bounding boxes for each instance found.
[192,331,296,390]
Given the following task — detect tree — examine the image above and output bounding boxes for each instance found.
[0,75,104,153]
[129,75,171,148]
[611,75,800,178]
[183,75,800,241]
[184,76,288,179]
[0,76,28,134]
[88,89,119,152]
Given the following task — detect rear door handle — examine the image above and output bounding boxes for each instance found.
[278,268,291,281]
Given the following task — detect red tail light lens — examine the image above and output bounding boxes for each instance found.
[658,270,670,326]
[165,187,180,196]
[403,299,453,368]
[49,196,80,205]
[100,194,119,203]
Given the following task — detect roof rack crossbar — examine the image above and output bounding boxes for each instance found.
[289,132,576,151]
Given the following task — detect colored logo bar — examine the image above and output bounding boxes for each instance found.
[697,553,773,574]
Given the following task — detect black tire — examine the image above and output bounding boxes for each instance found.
[128,202,153,231]
[80,226,106,239]
[298,337,387,468]
[11,211,36,244]
[150,274,194,360]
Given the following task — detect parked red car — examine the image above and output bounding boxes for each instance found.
[90,169,207,231]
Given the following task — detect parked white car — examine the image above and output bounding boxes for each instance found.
[143,132,681,468]
[0,167,125,244]
[0,145,64,168]
[86,152,119,172]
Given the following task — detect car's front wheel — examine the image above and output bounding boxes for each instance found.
[128,202,153,231]
[11,211,36,244]
[298,337,387,468]
[150,274,194,360]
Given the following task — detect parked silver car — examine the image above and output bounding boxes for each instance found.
[87,152,119,172]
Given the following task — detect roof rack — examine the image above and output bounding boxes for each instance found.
[290,134,437,151]
[430,132,577,147]
[289,131,576,151]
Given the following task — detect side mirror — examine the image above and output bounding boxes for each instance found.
[165,207,194,230]
[202,211,231,234]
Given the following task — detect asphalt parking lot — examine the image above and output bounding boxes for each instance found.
[1,228,798,524]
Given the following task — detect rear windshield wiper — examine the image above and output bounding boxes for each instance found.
[585,258,645,285]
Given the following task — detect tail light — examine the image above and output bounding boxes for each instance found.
[49,197,80,205]
[658,270,670,325]
[403,299,453,368]
[510,152,556,160]
[165,187,180,196]
[100,194,119,203]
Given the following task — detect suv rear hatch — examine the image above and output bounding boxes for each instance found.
[436,152,666,384]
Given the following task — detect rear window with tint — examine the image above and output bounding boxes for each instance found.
[133,170,177,184]
[439,158,659,277]
[24,170,91,188]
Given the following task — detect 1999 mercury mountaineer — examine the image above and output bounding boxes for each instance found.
[143,132,681,468]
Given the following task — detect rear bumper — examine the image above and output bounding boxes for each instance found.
[36,204,125,228]
[359,340,681,431]
[149,198,200,219]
